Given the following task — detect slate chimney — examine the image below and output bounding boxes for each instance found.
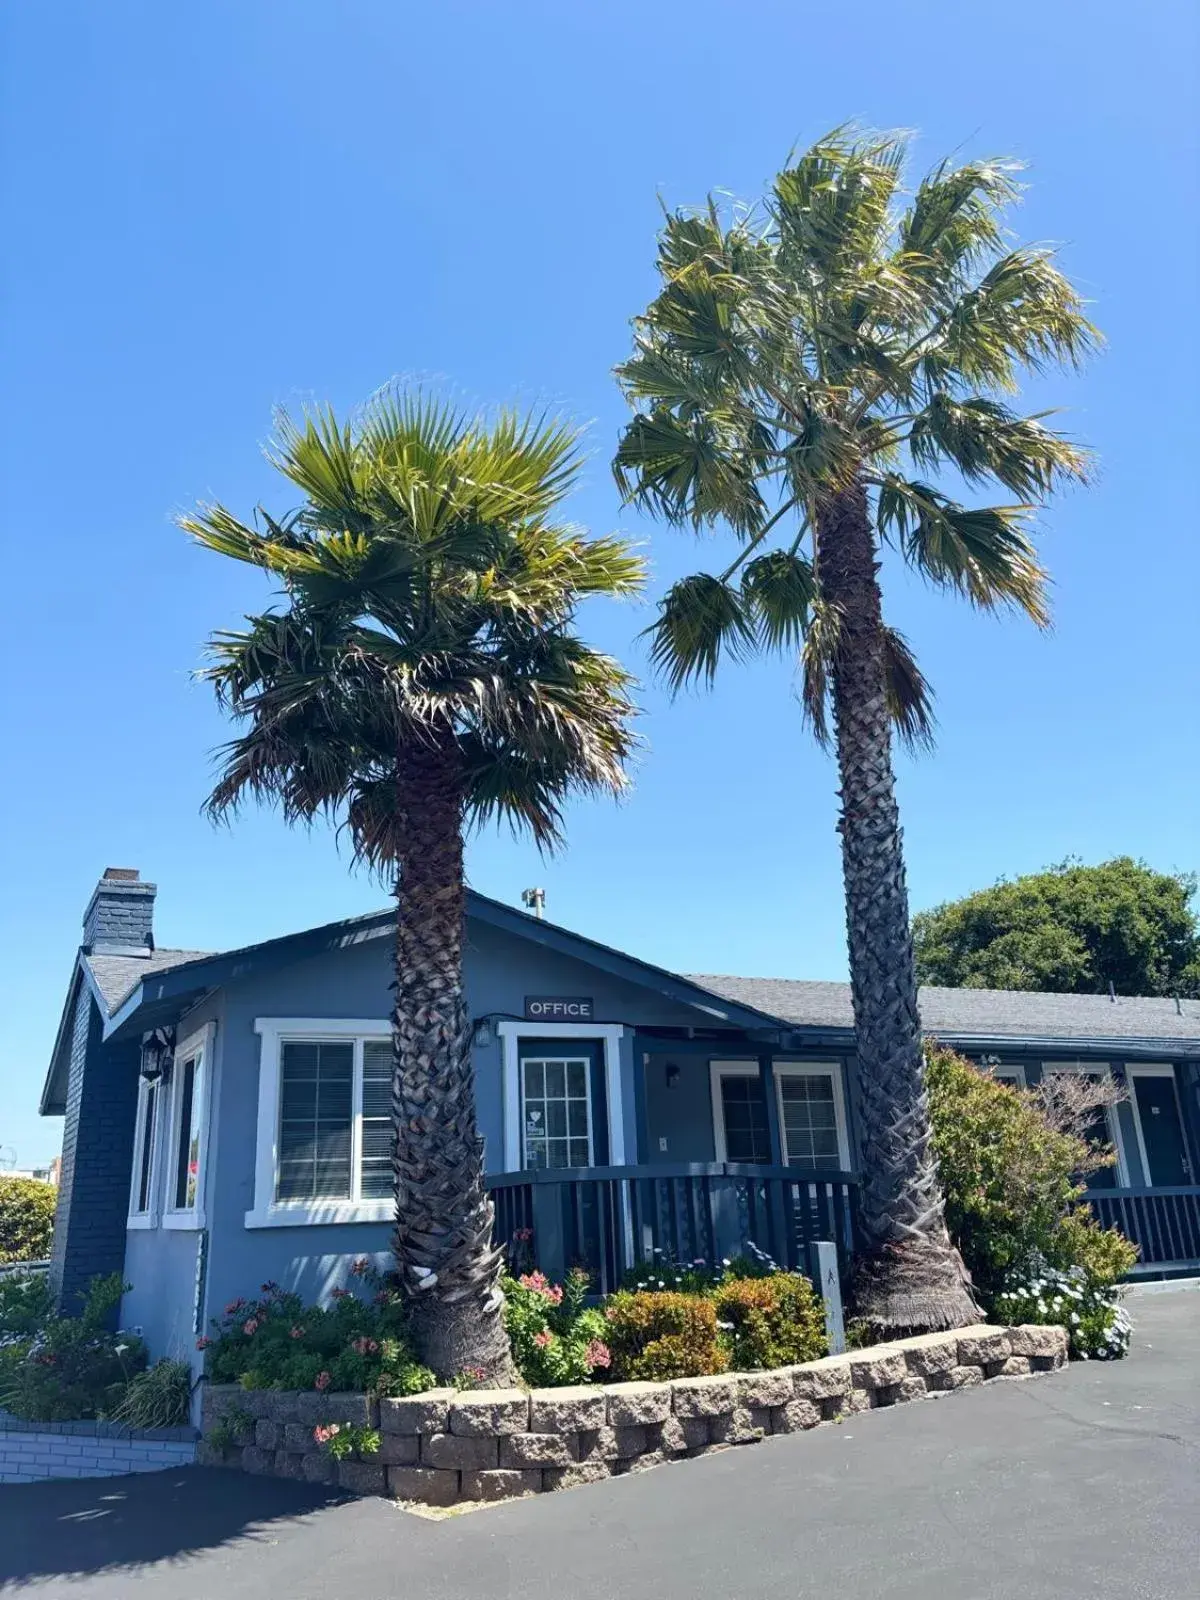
[82,868,156,954]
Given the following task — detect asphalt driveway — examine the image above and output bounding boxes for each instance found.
[2,1283,1196,1600]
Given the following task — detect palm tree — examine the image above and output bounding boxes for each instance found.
[613,128,1096,1334]
[181,391,642,1381]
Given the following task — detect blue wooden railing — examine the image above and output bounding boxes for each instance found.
[486,1163,858,1296]
[1084,1185,1200,1272]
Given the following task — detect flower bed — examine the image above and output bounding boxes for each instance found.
[199,1321,1068,1508]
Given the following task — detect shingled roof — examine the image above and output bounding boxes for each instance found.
[86,948,214,1013]
[688,974,1200,1047]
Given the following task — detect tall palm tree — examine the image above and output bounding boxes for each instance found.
[613,129,1096,1333]
[181,391,642,1381]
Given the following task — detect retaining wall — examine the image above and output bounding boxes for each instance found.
[200,1321,1067,1507]
[0,1412,197,1484]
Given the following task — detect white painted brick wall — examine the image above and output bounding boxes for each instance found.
[0,1429,196,1483]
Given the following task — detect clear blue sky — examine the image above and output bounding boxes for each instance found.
[2,1,1197,1166]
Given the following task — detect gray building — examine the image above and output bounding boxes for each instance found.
[41,868,1200,1379]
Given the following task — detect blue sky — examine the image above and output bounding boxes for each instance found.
[2,1,1197,1165]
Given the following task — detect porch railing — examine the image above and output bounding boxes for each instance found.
[486,1164,858,1296]
[1084,1185,1200,1272]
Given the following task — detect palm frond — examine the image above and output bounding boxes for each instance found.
[644,573,757,691]
[881,625,936,750]
[612,408,768,534]
[876,474,1050,625]
[908,393,1090,497]
[741,550,815,649]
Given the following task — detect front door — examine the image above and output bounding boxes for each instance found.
[1131,1071,1191,1186]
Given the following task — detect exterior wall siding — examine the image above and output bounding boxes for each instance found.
[49,983,140,1314]
[197,918,716,1347]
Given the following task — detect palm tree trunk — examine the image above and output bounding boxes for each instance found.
[390,739,517,1384]
[815,482,978,1335]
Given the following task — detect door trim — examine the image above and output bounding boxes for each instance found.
[498,1021,626,1171]
[1126,1063,1189,1186]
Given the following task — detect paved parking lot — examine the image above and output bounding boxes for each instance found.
[2,1282,1196,1599]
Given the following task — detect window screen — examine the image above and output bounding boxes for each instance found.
[277,1041,353,1200]
[360,1040,393,1200]
[778,1074,841,1169]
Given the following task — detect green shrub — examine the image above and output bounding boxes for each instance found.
[110,1359,192,1428]
[0,1273,147,1422]
[993,1261,1132,1360]
[712,1273,827,1370]
[502,1269,611,1387]
[604,1290,727,1381]
[200,1260,435,1398]
[925,1045,1137,1301]
[0,1178,56,1264]
[0,1268,54,1337]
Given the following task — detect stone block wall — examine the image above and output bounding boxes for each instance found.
[199,1322,1067,1508]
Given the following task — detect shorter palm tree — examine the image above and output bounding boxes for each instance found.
[181,391,642,1381]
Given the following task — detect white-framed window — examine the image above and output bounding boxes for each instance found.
[127,1075,162,1228]
[497,1021,626,1173]
[247,1019,394,1228]
[709,1061,772,1165]
[520,1053,594,1169]
[163,1024,213,1229]
[1042,1061,1129,1186]
[710,1060,852,1171]
[775,1062,851,1171]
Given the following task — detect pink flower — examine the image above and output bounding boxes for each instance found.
[545,1284,564,1306]
[513,1227,534,1243]
[195,1336,211,1351]
[585,1339,611,1370]
[313,1422,341,1445]
[373,1291,390,1306]
[224,1298,246,1316]
[314,1371,332,1391]
[351,1336,379,1356]
[330,1287,351,1301]
[533,1330,554,1349]
[350,1258,369,1276]
[243,1318,259,1336]
[461,1364,486,1383]
[289,1326,306,1340]
[519,1271,549,1293]
[260,1281,281,1296]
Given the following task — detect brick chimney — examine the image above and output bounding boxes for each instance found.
[82,868,156,954]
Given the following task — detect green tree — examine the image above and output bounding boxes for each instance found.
[914,858,1200,995]
[182,391,642,1381]
[614,127,1096,1333]
[0,1177,56,1264]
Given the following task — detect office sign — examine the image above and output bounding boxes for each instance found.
[524,996,594,1021]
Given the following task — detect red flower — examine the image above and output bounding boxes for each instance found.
[314,1371,332,1391]
[330,1287,351,1301]
[350,1258,369,1276]
[195,1336,211,1351]
[260,1281,281,1296]
[289,1326,306,1340]
[351,1336,379,1356]
[585,1339,611,1370]
[224,1298,246,1316]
